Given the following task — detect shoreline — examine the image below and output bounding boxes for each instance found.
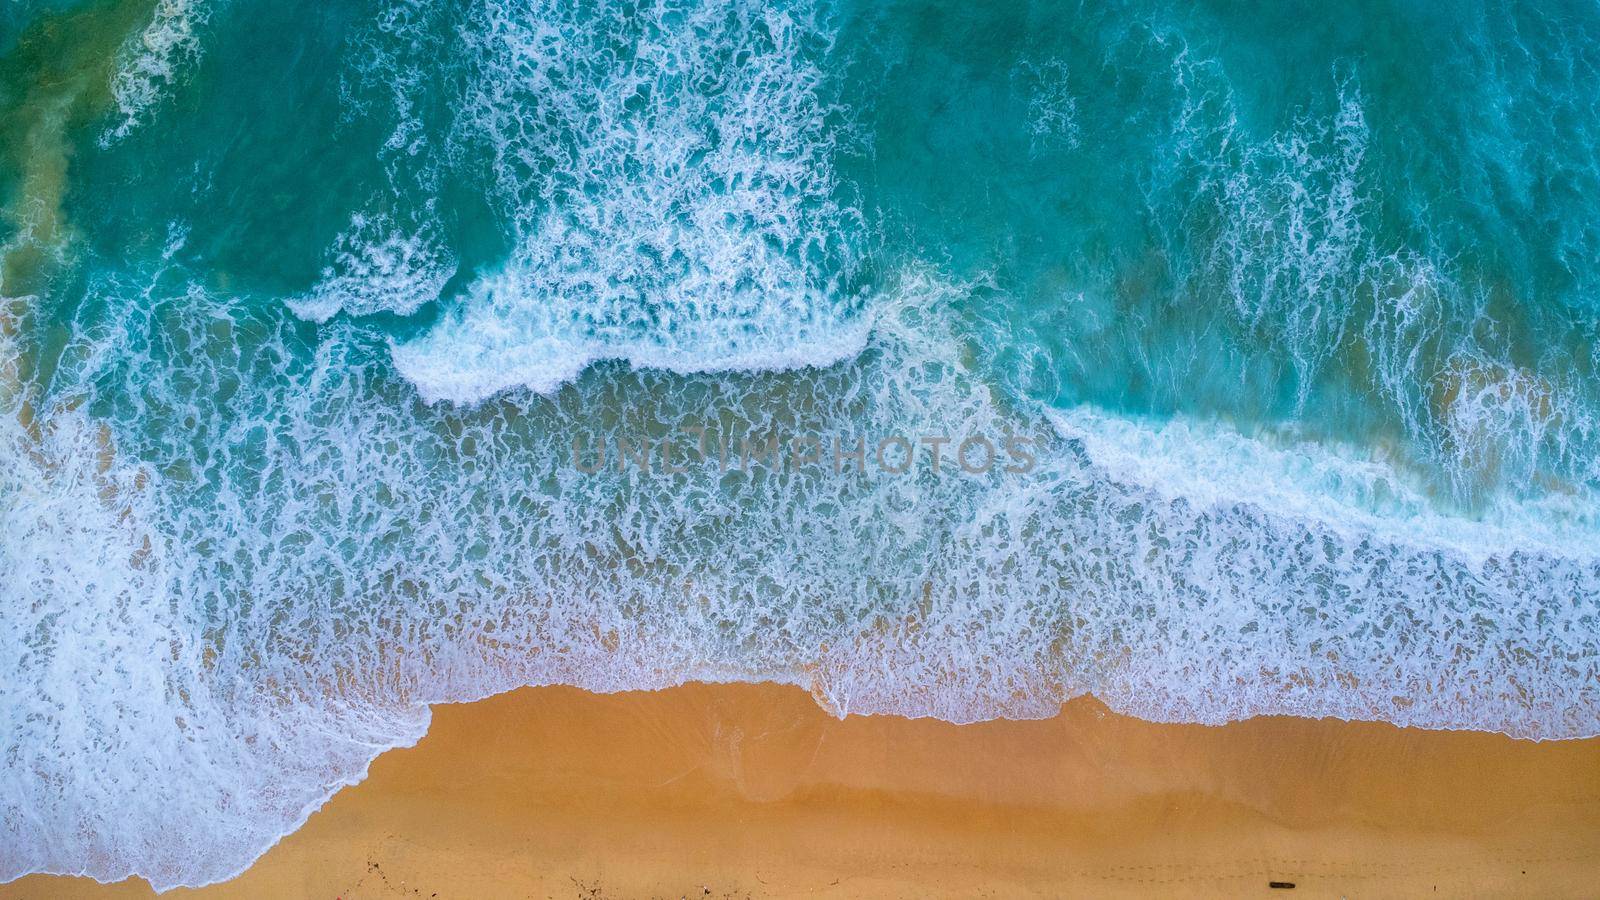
[8,680,1600,898]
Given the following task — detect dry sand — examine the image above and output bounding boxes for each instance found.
[8,681,1600,898]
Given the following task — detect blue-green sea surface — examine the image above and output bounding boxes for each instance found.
[3,0,1598,889]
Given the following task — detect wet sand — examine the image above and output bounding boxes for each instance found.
[8,681,1600,898]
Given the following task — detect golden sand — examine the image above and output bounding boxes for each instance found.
[8,681,1600,899]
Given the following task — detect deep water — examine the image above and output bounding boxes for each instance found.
[3,0,1598,889]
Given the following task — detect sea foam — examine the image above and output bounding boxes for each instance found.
[105,0,209,142]
[384,0,869,403]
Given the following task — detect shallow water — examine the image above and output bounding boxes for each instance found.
[2,0,1598,889]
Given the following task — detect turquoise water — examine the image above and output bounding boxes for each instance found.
[3,0,1599,889]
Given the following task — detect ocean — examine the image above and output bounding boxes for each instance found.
[3,0,1598,889]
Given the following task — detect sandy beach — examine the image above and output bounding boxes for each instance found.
[7,681,1600,898]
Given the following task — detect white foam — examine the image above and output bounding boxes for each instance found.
[105,0,209,142]
[389,0,867,403]
[288,213,456,323]
[1126,44,1600,506]
[0,400,432,891]
[391,255,874,403]
[1047,404,1600,562]
[291,1,460,324]
[1013,57,1080,156]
